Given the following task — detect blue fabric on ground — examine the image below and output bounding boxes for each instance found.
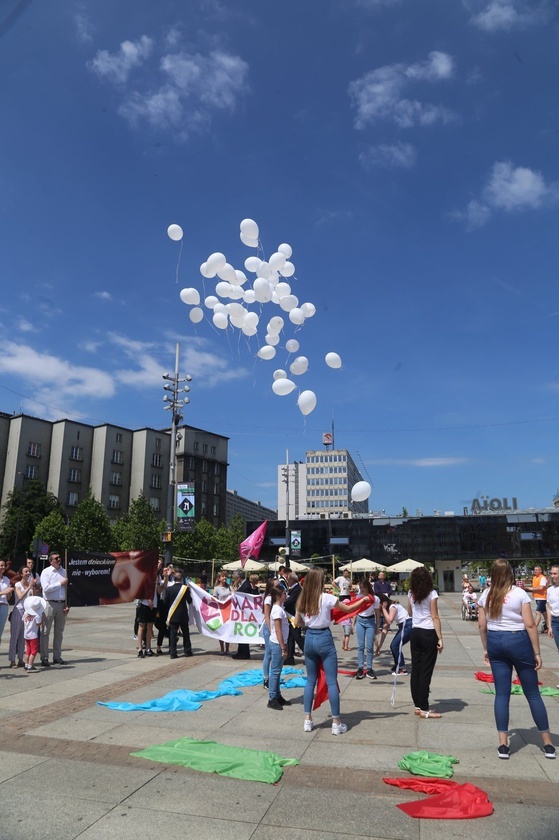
[97,668,305,713]
[281,676,307,688]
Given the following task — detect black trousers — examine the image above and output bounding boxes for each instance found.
[169,619,192,656]
[286,624,305,660]
[410,627,439,712]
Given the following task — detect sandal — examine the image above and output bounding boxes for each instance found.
[419,710,442,719]
[414,708,421,715]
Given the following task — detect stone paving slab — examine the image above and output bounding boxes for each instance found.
[77,809,257,840]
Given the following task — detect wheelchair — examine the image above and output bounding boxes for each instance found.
[461,599,478,621]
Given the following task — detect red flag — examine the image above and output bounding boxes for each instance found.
[331,594,373,624]
[312,661,340,710]
[239,520,267,569]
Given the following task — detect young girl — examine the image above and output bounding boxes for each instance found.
[353,579,380,680]
[212,572,231,655]
[261,578,278,689]
[376,593,412,675]
[340,614,353,651]
[23,598,46,672]
[268,586,290,711]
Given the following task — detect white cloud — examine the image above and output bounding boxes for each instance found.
[88,34,248,139]
[74,9,94,43]
[349,51,456,129]
[471,0,544,31]
[457,160,557,229]
[368,457,470,467]
[16,317,34,332]
[89,36,153,85]
[93,291,113,301]
[359,141,417,169]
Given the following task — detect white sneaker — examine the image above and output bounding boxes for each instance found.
[332,721,347,735]
[303,719,313,732]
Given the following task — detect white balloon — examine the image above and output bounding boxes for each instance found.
[325,352,342,369]
[228,285,245,300]
[179,287,200,305]
[290,355,309,376]
[268,271,279,287]
[269,251,287,271]
[204,295,219,309]
[253,278,272,302]
[240,218,259,239]
[273,368,287,380]
[226,303,246,317]
[351,481,371,503]
[256,261,271,279]
[301,302,316,318]
[189,307,204,323]
[289,307,305,325]
[298,390,317,416]
[268,315,284,334]
[206,252,227,273]
[243,289,256,304]
[265,333,280,346]
[235,270,248,285]
[240,232,259,248]
[257,345,276,360]
[215,281,233,298]
[167,224,183,241]
[279,294,298,312]
[217,262,237,282]
[213,312,228,330]
[280,261,295,277]
[244,311,259,328]
[273,378,296,396]
[213,302,227,315]
[278,243,293,258]
[285,339,299,353]
[230,314,246,329]
[244,256,261,273]
[275,282,291,298]
[200,262,210,278]
[242,324,258,336]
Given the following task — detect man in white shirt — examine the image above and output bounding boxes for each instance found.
[334,569,351,601]
[39,552,69,666]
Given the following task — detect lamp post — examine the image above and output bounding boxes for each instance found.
[162,343,192,567]
[13,471,27,564]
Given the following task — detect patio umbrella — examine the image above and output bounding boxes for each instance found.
[266,559,311,573]
[386,558,424,573]
[339,558,387,572]
[220,559,267,571]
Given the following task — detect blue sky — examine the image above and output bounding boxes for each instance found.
[1,0,558,517]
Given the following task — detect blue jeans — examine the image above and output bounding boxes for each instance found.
[0,604,9,647]
[551,616,559,653]
[269,641,283,702]
[303,628,340,718]
[356,615,376,671]
[391,618,412,669]
[487,629,550,733]
[261,623,271,680]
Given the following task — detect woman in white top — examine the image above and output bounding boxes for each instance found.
[9,565,34,667]
[212,572,231,655]
[408,566,443,718]
[478,558,555,759]
[295,568,369,735]
[268,586,290,711]
[376,593,412,675]
[352,579,380,680]
[261,577,278,689]
[0,560,14,655]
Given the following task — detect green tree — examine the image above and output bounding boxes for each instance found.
[174,518,217,562]
[67,489,113,552]
[32,509,68,555]
[110,516,129,551]
[117,493,160,551]
[0,479,62,563]
[402,507,409,518]
[215,514,246,563]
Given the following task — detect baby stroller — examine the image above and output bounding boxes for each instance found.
[461,598,478,621]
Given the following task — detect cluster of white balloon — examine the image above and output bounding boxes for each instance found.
[168,219,343,417]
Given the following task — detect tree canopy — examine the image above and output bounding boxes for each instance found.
[0,479,62,563]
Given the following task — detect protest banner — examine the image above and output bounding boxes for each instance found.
[188,580,264,644]
[67,550,158,607]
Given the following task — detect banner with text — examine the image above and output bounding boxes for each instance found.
[188,580,264,644]
[67,550,159,607]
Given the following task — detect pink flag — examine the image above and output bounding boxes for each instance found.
[239,520,268,569]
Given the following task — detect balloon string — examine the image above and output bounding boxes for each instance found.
[175,239,184,284]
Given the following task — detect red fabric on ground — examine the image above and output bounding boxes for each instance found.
[474,671,494,682]
[338,669,357,676]
[383,778,493,820]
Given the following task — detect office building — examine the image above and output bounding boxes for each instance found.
[226,489,277,524]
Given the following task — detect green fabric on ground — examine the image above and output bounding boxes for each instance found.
[131,737,299,784]
[398,750,459,779]
[480,686,559,696]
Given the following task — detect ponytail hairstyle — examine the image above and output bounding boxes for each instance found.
[485,558,514,620]
[296,567,324,616]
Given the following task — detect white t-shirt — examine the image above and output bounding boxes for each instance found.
[547,585,559,618]
[0,575,11,605]
[270,603,289,645]
[358,594,380,618]
[463,591,478,605]
[408,590,438,630]
[391,603,409,625]
[478,585,530,631]
[334,576,351,597]
[299,593,337,629]
[23,615,41,640]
